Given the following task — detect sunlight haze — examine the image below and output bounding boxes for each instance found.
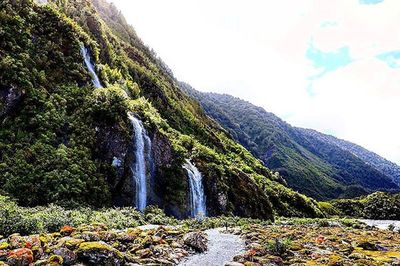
[108,0,400,164]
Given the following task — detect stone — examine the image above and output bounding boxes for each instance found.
[60,225,75,236]
[7,248,34,265]
[183,232,208,252]
[357,241,378,251]
[48,254,63,266]
[77,241,124,266]
[8,234,25,249]
[53,247,77,265]
[225,262,245,266]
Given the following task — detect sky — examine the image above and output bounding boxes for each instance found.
[108,0,400,165]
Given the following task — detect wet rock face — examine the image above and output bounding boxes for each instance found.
[94,123,132,206]
[228,172,274,220]
[0,85,24,119]
[151,131,191,218]
[152,131,173,168]
[201,165,273,220]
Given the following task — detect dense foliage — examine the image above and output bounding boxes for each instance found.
[0,195,181,236]
[329,192,400,220]
[183,84,400,200]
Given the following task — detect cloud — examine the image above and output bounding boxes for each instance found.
[108,0,400,164]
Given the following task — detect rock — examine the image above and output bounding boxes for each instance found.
[315,235,326,245]
[7,248,34,265]
[0,85,25,119]
[183,232,208,252]
[357,241,378,251]
[77,241,124,266]
[225,262,245,266]
[80,231,101,242]
[348,253,366,259]
[0,243,9,250]
[48,254,63,266]
[63,238,84,249]
[248,242,262,250]
[60,226,75,236]
[53,247,77,265]
[8,234,25,249]
[34,259,48,265]
[135,248,152,258]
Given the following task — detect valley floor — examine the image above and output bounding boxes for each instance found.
[1,218,400,265]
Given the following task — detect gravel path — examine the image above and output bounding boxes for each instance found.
[179,228,245,266]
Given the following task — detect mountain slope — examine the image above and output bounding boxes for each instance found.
[183,84,400,200]
[300,129,400,186]
[0,0,324,219]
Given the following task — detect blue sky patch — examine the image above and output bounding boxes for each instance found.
[306,41,353,79]
[359,0,384,5]
[320,21,338,28]
[377,51,400,68]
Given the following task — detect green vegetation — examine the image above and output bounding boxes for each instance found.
[330,192,400,219]
[183,84,399,200]
[0,0,326,220]
[0,194,180,236]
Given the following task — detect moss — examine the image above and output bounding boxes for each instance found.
[48,255,63,264]
[77,241,123,259]
[0,242,9,250]
[65,238,85,249]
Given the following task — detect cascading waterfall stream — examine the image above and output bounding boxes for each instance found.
[183,159,207,219]
[128,113,152,211]
[80,45,102,88]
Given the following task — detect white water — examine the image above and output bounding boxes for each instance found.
[183,159,207,219]
[128,113,152,211]
[80,46,102,88]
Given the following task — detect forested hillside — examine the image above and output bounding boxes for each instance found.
[183,83,400,200]
[0,0,324,219]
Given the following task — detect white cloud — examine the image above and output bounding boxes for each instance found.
[108,0,400,164]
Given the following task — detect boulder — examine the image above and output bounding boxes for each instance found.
[7,248,33,265]
[53,247,77,265]
[76,241,124,266]
[183,232,208,252]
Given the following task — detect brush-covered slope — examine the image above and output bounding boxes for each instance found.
[183,84,399,200]
[0,0,324,219]
[299,129,400,186]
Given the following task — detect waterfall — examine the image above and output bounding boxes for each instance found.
[128,113,152,211]
[183,159,207,219]
[80,46,102,88]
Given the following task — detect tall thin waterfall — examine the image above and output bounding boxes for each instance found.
[80,46,102,88]
[183,159,207,219]
[128,113,152,211]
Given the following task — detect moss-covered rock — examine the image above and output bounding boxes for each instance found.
[76,241,123,265]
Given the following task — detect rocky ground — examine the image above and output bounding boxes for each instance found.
[1,219,400,265]
[0,224,207,266]
[232,222,400,266]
